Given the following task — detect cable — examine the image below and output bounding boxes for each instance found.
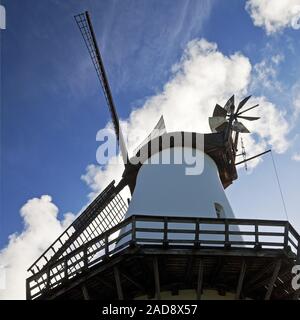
[270,151,289,221]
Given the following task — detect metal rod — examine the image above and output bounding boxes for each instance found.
[235,149,271,165]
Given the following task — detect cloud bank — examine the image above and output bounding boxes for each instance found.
[246,0,300,34]
[0,196,75,300]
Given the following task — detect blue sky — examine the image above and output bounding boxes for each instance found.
[1,0,300,252]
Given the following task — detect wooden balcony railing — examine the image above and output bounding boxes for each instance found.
[26,215,300,300]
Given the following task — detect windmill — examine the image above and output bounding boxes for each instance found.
[26,11,300,301]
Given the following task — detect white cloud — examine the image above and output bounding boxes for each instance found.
[293,85,300,118]
[295,97,300,116]
[246,0,300,34]
[251,54,284,92]
[247,96,290,153]
[81,156,125,200]
[292,152,300,161]
[0,196,75,300]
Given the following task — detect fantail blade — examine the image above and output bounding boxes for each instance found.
[237,104,259,116]
[209,116,228,132]
[237,115,260,121]
[213,104,227,117]
[232,121,250,133]
[224,95,235,112]
[236,95,251,114]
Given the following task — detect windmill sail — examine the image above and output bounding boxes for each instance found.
[27,181,128,278]
[74,12,128,164]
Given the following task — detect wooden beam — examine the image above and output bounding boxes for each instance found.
[96,275,115,290]
[121,271,144,291]
[250,265,290,294]
[245,263,278,294]
[113,266,124,300]
[141,247,284,258]
[159,256,169,286]
[265,260,282,300]
[184,256,194,285]
[81,284,90,300]
[235,260,246,300]
[244,262,274,290]
[138,257,155,298]
[26,280,31,300]
[153,257,161,300]
[196,258,204,300]
[210,257,225,286]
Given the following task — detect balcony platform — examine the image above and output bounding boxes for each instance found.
[26,215,300,300]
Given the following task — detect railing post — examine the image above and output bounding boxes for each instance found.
[46,267,50,289]
[83,246,88,270]
[297,235,300,264]
[225,220,230,248]
[131,216,136,246]
[26,279,31,300]
[163,217,168,247]
[254,222,261,249]
[195,219,200,247]
[105,234,109,257]
[283,222,289,251]
[64,258,68,279]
